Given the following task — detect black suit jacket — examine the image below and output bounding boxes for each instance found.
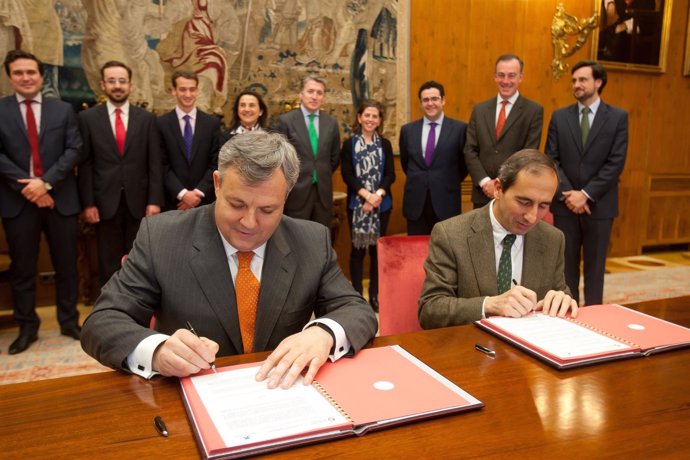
[80,205,378,369]
[545,101,628,219]
[0,95,81,218]
[464,95,543,206]
[78,104,163,220]
[158,109,220,210]
[275,109,341,212]
[399,116,468,221]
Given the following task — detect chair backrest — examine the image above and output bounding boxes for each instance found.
[377,235,430,336]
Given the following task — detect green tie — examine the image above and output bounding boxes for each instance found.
[497,234,516,294]
[308,113,318,184]
[581,106,591,146]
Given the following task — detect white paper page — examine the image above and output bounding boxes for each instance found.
[190,365,349,448]
[487,314,631,359]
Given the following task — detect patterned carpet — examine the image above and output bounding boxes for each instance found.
[0,253,689,385]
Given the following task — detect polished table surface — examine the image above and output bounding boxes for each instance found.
[1,297,689,459]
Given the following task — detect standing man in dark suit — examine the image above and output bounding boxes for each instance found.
[158,70,220,211]
[275,76,340,228]
[419,150,577,328]
[81,131,377,389]
[399,81,468,235]
[78,61,163,286]
[0,50,82,354]
[464,54,543,209]
[546,60,628,306]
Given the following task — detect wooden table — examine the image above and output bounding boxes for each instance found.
[1,297,689,459]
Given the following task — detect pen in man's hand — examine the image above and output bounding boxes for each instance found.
[185,321,217,373]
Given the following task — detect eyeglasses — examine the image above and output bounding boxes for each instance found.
[421,96,442,103]
[104,78,130,85]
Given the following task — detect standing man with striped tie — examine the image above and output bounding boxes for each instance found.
[464,54,543,209]
[275,76,341,228]
[158,70,221,212]
[0,50,82,353]
[78,61,163,286]
[545,61,628,306]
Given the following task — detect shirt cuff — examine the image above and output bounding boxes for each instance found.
[125,333,169,379]
[304,318,351,361]
[481,296,488,319]
[193,188,205,198]
[581,189,593,201]
[176,188,189,201]
[478,177,491,187]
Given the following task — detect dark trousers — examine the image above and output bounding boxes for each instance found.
[97,191,141,286]
[347,209,390,299]
[285,184,332,228]
[553,213,613,306]
[407,191,441,235]
[2,205,79,333]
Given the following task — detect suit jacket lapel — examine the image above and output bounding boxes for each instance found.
[500,96,523,138]
[96,105,121,158]
[189,207,244,353]
[293,110,313,154]
[521,225,548,289]
[482,99,498,145]
[468,207,499,296]
[8,98,29,142]
[166,111,188,160]
[565,104,584,153]
[253,220,296,352]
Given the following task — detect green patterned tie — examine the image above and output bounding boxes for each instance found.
[308,113,318,184]
[581,106,591,146]
[497,234,516,294]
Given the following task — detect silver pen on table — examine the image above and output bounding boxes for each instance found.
[185,321,217,373]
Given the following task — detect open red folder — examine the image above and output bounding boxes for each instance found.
[179,345,483,459]
[475,304,690,369]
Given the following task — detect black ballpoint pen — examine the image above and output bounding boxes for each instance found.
[154,415,168,437]
[185,321,217,373]
[475,343,496,357]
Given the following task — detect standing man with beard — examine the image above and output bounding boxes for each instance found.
[545,61,628,306]
[78,61,163,286]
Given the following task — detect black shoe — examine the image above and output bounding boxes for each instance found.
[9,333,38,354]
[60,326,81,340]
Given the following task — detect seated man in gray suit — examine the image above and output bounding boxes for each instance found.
[81,131,378,389]
[419,150,578,328]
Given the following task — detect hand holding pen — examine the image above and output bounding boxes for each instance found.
[186,321,218,373]
[151,324,219,377]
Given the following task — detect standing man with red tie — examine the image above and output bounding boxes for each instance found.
[464,54,544,209]
[0,50,82,354]
[78,61,163,286]
[399,81,468,235]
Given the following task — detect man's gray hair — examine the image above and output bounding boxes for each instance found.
[217,131,300,192]
[301,75,327,91]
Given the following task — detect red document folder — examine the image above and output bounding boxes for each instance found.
[179,345,483,459]
[475,304,690,369]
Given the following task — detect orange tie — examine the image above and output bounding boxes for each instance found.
[495,100,508,139]
[115,108,126,155]
[236,251,260,353]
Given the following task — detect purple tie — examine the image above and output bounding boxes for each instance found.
[424,122,437,166]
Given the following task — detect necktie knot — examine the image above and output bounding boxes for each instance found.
[501,100,509,107]
[308,113,316,122]
[23,99,34,106]
[115,108,121,115]
[237,251,254,269]
[183,114,190,122]
[581,106,590,115]
[502,234,516,249]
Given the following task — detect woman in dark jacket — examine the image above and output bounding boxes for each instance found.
[340,99,395,311]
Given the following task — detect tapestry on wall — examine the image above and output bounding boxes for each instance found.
[0,0,407,141]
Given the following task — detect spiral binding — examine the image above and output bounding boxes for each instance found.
[313,379,353,423]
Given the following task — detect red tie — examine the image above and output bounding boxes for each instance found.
[24,100,43,177]
[495,100,508,139]
[115,108,126,155]
[236,252,260,353]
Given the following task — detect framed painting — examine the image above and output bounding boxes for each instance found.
[591,0,673,72]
